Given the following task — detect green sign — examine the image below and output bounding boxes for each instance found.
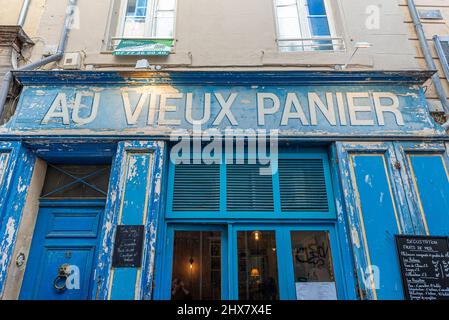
[113,39,173,56]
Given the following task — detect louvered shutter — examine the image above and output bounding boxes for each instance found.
[226,164,274,212]
[434,36,449,81]
[172,164,220,211]
[279,158,329,212]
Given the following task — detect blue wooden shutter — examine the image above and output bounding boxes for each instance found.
[172,164,220,211]
[279,158,329,212]
[226,164,274,212]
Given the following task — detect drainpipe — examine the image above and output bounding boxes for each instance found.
[18,0,31,27]
[407,0,449,130]
[0,0,77,121]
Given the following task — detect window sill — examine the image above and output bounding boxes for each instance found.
[262,50,374,68]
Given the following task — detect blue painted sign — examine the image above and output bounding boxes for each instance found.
[3,71,444,137]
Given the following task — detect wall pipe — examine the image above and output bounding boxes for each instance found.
[407,0,449,129]
[18,0,31,27]
[0,0,77,121]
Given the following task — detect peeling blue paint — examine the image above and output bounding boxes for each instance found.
[0,70,448,300]
[93,141,164,300]
[1,71,445,139]
[0,142,36,298]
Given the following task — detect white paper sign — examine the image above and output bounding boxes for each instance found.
[295,282,338,300]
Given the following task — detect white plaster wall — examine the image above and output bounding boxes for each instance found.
[18,0,419,71]
[400,0,449,112]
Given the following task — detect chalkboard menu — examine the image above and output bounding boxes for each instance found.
[395,235,449,300]
[112,225,145,268]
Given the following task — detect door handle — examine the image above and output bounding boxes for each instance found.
[53,264,70,292]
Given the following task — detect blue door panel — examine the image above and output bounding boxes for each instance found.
[351,155,404,299]
[46,210,102,238]
[30,246,96,300]
[20,203,104,300]
[408,155,449,236]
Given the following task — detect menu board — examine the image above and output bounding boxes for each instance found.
[395,235,449,300]
[112,225,145,268]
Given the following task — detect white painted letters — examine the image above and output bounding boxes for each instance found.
[39,89,408,131]
[159,93,182,126]
[186,93,211,125]
[373,92,404,126]
[42,93,70,124]
[347,92,375,126]
[122,92,148,125]
[257,93,280,126]
[309,92,337,126]
[213,93,238,125]
[72,92,100,125]
[281,93,309,125]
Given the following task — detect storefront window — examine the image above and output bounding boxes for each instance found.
[290,231,337,300]
[237,231,279,300]
[171,231,222,300]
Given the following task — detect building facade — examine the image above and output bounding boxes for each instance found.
[401,0,449,117]
[0,0,448,301]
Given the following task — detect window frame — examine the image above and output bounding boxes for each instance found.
[154,223,347,300]
[116,0,177,39]
[166,150,337,220]
[272,0,341,52]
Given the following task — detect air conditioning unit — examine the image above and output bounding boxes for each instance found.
[62,52,83,70]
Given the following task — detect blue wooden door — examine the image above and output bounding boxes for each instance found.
[336,142,412,300]
[20,200,104,300]
[395,142,449,236]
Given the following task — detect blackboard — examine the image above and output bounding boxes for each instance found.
[112,225,145,268]
[395,235,449,300]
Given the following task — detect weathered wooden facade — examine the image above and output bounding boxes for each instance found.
[0,0,448,301]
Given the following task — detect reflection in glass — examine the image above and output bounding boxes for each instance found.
[171,231,221,300]
[237,231,279,300]
[123,0,148,37]
[291,231,337,300]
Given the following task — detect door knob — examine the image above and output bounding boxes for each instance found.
[53,264,70,292]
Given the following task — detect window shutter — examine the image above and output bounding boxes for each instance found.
[434,36,449,81]
[226,164,274,212]
[172,164,220,211]
[279,158,329,212]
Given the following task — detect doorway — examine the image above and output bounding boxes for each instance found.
[20,164,111,300]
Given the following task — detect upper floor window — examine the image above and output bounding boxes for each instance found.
[274,0,343,52]
[119,0,176,38]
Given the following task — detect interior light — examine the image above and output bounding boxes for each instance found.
[250,268,260,277]
[252,231,261,241]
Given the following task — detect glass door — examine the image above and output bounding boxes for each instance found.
[230,225,344,300]
[287,229,339,300]
[160,225,229,300]
[230,226,287,300]
[236,230,280,300]
[160,224,345,300]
